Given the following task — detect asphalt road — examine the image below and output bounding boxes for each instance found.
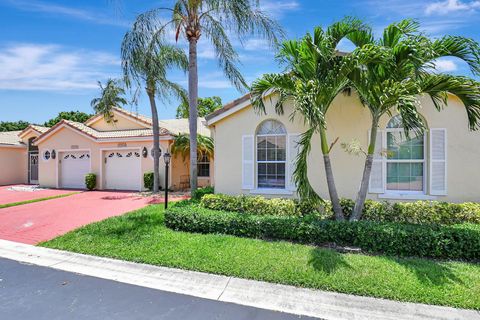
[0,257,318,320]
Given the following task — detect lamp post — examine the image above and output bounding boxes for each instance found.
[163,152,171,209]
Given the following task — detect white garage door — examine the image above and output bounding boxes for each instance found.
[60,151,90,189]
[105,150,141,191]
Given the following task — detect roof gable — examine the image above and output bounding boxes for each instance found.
[85,107,152,131]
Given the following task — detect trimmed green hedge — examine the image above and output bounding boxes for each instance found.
[85,173,96,191]
[200,194,480,225]
[192,186,214,201]
[165,204,480,261]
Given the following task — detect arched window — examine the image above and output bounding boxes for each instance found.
[386,115,425,193]
[256,120,287,189]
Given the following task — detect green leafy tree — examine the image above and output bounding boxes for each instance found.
[90,78,128,123]
[171,133,214,162]
[44,111,92,127]
[0,121,30,132]
[176,96,222,119]
[122,13,188,193]
[137,0,284,192]
[346,20,480,220]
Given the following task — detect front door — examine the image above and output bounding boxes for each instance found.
[29,154,39,184]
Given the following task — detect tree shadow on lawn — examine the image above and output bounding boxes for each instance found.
[386,256,465,287]
[308,248,352,274]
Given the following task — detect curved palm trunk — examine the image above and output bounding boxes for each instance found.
[147,84,161,193]
[320,128,344,221]
[351,119,378,221]
[188,39,198,192]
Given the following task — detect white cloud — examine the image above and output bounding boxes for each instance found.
[0,43,120,91]
[3,0,129,27]
[243,39,271,51]
[434,59,459,72]
[425,0,480,15]
[260,0,300,18]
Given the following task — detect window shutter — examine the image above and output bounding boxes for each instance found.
[369,130,385,193]
[430,129,447,195]
[242,135,254,189]
[287,134,301,190]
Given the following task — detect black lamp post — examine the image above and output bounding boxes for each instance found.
[163,152,171,209]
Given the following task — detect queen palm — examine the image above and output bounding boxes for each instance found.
[90,78,127,123]
[251,19,382,220]
[139,0,283,192]
[346,20,480,221]
[122,14,188,193]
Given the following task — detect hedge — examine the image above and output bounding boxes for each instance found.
[85,173,96,191]
[200,194,480,225]
[191,186,214,200]
[165,204,480,261]
[144,172,154,191]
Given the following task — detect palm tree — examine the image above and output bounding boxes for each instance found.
[122,13,188,193]
[347,20,480,221]
[139,0,284,192]
[90,78,127,123]
[251,18,382,221]
[171,133,214,162]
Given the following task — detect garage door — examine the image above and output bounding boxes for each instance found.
[105,150,141,191]
[60,151,90,189]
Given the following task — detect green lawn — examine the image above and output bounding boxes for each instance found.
[0,192,78,209]
[41,204,480,310]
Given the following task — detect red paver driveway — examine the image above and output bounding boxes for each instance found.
[0,185,74,205]
[0,191,187,245]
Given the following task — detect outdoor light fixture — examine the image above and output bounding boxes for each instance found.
[142,147,148,158]
[163,152,171,209]
[51,150,56,160]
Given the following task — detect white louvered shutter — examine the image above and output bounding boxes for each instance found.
[369,130,385,193]
[242,135,255,189]
[287,134,301,190]
[430,129,447,195]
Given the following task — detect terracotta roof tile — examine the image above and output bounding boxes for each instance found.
[63,120,168,139]
[0,131,24,146]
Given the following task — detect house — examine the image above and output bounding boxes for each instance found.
[0,107,213,191]
[206,92,480,202]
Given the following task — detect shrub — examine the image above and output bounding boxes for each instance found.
[200,194,480,225]
[85,173,96,191]
[165,205,480,261]
[192,186,214,200]
[144,172,154,191]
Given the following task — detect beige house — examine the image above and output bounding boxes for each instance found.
[206,92,480,202]
[0,107,213,191]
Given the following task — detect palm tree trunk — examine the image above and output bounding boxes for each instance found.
[320,128,344,221]
[351,119,379,221]
[147,84,160,193]
[188,39,198,192]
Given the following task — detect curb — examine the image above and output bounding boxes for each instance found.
[0,239,478,320]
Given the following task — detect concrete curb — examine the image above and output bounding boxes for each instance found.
[0,239,478,320]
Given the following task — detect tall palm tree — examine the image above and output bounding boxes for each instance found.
[347,20,480,221]
[140,0,284,192]
[251,18,382,221]
[90,78,127,123]
[122,13,188,193]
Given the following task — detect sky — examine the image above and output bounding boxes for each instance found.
[0,0,479,124]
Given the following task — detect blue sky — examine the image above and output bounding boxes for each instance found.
[0,0,479,124]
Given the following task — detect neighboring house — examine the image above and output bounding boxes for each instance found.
[0,108,213,191]
[206,92,480,202]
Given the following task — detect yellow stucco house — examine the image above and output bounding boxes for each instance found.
[206,92,480,203]
[0,107,213,191]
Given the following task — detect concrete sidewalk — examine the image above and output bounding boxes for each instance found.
[0,239,478,320]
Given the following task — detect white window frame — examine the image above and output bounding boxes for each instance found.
[255,133,287,190]
[198,154,210,178]
[384,128,427,196]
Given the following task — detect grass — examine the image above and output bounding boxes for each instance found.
[0,192,78,209]
[41,203,480,310]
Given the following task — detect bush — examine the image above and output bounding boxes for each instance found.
[165,205,480,261]
[192,186,214,200]
[85,173,96,191]
[144,172,154,191]
[201,194,480,225]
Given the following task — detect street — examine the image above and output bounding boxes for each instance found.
[0,257,317,320]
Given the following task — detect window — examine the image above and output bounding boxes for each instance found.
[42,150,51,161]
[256,120,286,189]
[198,154,210,177]
[386,115,425,193]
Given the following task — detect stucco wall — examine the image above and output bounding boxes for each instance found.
[89,113,149,131]
[0,147,28,185]
[211,92,480,202]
